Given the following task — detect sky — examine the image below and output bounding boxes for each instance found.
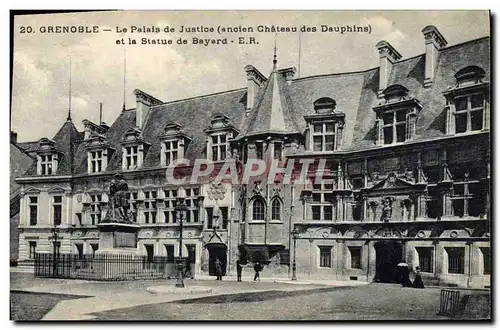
[11,10,490,142]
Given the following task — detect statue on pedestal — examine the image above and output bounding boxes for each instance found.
[103,173,132,223]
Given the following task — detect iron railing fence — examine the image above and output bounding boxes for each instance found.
[34,253,189,281]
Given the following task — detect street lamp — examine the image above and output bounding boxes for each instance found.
[48,225,61,276]
[175,197,188,288]
[291,227,300,281]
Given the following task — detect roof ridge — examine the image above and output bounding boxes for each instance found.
[151,88,246,108]
[293,35,490,83]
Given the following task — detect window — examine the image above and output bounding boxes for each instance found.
[164,245,174,262]
[349,247,362,269]
[206,206,228,229]
[186,244,196,264]
[164,140,179,166]
[52,196,62,226]
[143,190,157,224]
[319,246,332,268]
[124,146,139,170]
[89,150,103,173]
[481,247,490,275]
[454,94,484,133]
[271,199,281,221]
[184,187,200,223]
[382,110,407,144]
[273,142,283,160]
[426,185,441,219]
[252,199,265,221]
[163,188,178,223]
[416,247,433,273]
[75,243,84,259]
[29,196,38,226]
[129,191,138,221]
[312,122,335,151]
[446,247,465,274]
[255,142,264,160]
[311,183,334,221]
[451,177,483,218]
[88,194,102,225]
[29,241,37,259]
[90,243,99,257]
[211,134,227,161]
[40,155,53,175]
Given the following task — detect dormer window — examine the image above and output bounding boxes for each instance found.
[454,94,484,133]
[124,146,139,170]
[444,66,489,135]
[304,98,345,151]
[40,155,53,175]
[36,138,60,175]
[89,150,103,173]
[313,123,335,151]
[373,85,422,146]
[159,122,191,166]
[85,133,113,174]
[381,109,408,144]
[205,113,238,161]
[121,128,150,171]
[164,140,178,166]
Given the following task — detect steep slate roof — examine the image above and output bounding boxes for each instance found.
[240,69,301,137]
[18,36,490,177]
[73,109,137,174]
[10,143,34,197]
[141,89,248,167]
[52,119,82,174]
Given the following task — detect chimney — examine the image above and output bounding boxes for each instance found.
[422,25,447,88]
[134,89,163,129]
[279,67,297,85]
[376,41,402,96]
[10,131,17,144]
[244,65,266,114]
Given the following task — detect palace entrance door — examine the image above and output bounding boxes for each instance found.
[374,240,403,283]
[206,243,227,276]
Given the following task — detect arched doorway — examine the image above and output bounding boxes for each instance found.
[205,243,227,276]
[374,240,403,283]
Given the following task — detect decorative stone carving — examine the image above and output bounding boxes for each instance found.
[381,197,394,222]
[252,180,264,196]
[207,183,227,201]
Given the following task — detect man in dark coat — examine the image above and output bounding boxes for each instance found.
[236,260,243,282]
[253,261,262,281]
[412,267,425,289]
[215,257,223,281]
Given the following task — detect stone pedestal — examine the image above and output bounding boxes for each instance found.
[94,222,145,280]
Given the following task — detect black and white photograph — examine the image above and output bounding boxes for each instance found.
[9,9,491,321]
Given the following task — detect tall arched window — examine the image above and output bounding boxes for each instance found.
[271,199,281,221]
[252,199,265,221]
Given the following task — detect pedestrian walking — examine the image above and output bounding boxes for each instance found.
[215,257,223,281]
[236,259,243,282]
[253,260,262,281]
[412,266,425,289]
[184,259,193,279]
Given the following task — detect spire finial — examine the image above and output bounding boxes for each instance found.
[99,103,103,125]
[122,47,127,111]
[273,33,277,71]
[67,57,72,121]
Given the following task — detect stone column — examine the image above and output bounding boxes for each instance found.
[336,239,345,280]
[344,197,353,221]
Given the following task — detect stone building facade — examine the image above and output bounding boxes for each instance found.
[15,25,490,288]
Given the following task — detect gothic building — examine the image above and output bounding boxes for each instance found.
[14,25,490,288]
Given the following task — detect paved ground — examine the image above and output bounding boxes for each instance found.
[10,291,88,321]
[91,283,457,321]
[10,271,490,321]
